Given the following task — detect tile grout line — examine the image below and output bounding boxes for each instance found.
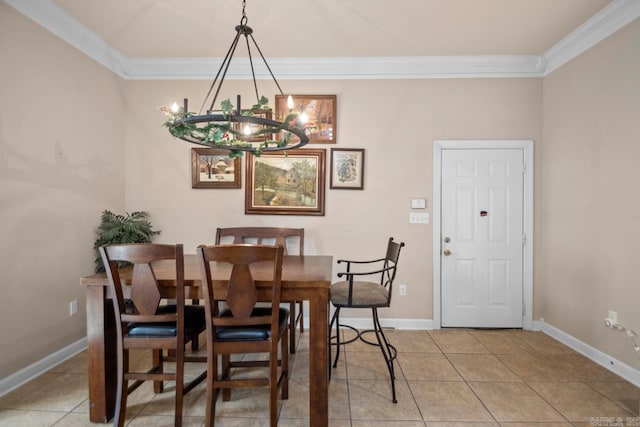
[488,333,577,424]
[4,330,640,425]
[436,331,501,424]
[498,334,631,422]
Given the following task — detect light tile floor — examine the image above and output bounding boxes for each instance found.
[2,329,640,426]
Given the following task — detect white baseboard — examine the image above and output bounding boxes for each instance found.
[315,316,640,387]
[328,317,434,330]
[4,318,639,398]
[0,337,87,398]
[540,320,640,388]
[531,319,544,331]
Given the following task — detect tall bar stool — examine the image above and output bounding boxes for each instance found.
[329,237,405,403]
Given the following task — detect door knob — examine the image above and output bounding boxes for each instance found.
[443,237,451,243]
[443,249,452,256]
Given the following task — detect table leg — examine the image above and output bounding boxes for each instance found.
[86,285,116,423]
[308,289,329,427]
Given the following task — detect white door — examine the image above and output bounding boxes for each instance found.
[441,149,524,328]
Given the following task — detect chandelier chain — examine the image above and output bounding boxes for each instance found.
[243,33,260,103]
[241,0,248,25]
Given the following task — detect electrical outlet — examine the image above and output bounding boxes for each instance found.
[399,285,407,296]
[69,300,78,316]
[409,212,429,224]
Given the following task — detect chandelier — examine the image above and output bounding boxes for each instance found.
[161,0,308,157]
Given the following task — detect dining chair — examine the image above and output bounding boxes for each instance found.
[329,237,405,403]
[99,243,207,427]
[197,243,289,427]
[215,226,304,354]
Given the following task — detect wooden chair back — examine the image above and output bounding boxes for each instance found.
[197,244,285,331]
[214,226,306,354]
[100,243,185,339]
[215,227,304,255]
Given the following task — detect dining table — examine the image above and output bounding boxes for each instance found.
[82,253,333,427]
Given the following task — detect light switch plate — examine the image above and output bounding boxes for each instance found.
[411,198,426,209]
[69,300,78,316]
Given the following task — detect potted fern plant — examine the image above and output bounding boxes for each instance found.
[93,210,161,273]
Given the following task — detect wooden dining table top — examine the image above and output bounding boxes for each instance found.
[81,254,334,289]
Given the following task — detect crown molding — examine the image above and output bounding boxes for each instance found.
[125,55,545,80]
[4,0,636,80]
[543,0,640,75]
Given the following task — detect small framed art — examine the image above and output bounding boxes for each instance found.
[275,95,336,144]
[330,148,365,190]
[191,148,241,189]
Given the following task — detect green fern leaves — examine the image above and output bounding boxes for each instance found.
[93,210,160,273]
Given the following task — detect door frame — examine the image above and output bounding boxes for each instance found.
[433,140,534,330]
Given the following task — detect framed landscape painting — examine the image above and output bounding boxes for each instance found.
[275,95,336,144]
[330,148,365,190]
[245,149,326,215]
[191,148,241,189]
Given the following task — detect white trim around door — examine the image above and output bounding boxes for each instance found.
[433,140,534,330]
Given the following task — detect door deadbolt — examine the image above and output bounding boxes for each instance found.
[443,249,452,256]
[443,237,451,243]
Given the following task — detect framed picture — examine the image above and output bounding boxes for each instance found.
[275,95,336,144]
[191,148,241,189]
[330,148,365,190]
[245,149,326,216]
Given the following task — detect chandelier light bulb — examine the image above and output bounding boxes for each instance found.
[170,102,180,114]
[300,112,309,124]
[287,95,294,110]
[243,125,251,135]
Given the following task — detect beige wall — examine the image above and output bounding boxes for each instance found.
[125,77,543,321]
[542,19,640,367]
[0,4,126,379]
[3,2,637,384]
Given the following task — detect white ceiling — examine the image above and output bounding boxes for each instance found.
[5,0,640,79]
[52,0,611,57]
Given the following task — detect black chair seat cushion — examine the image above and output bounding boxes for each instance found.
[216,307,290,342]
[127,305,206,338]
[330,281,390,308]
